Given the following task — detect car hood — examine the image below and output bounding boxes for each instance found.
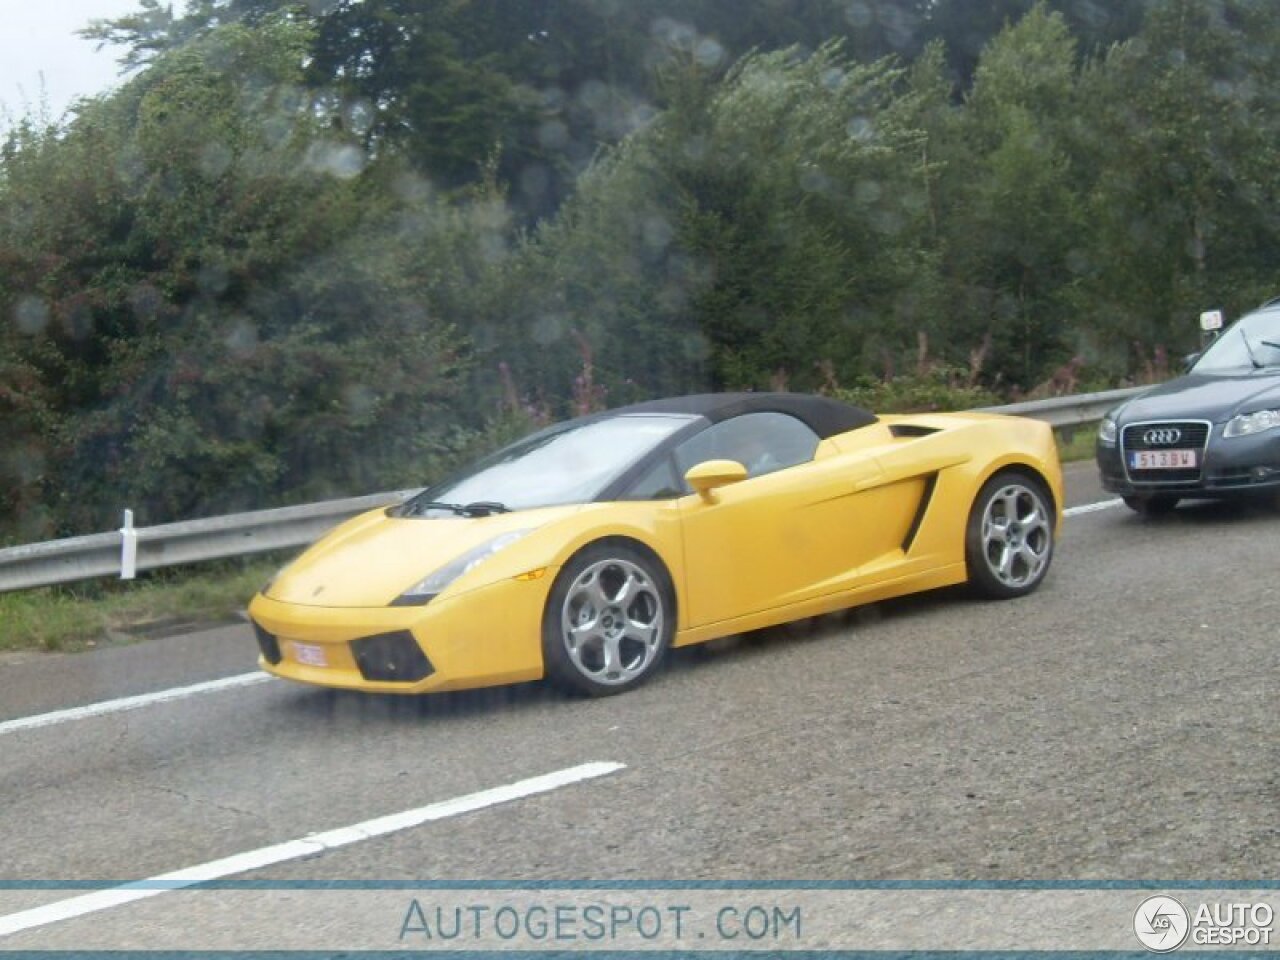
[265,504,579,608]
[1115,370,1280,424]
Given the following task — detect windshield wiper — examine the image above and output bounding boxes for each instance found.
[402,499,510,518]
[1239,327,1263,369]
[460,501,510,516]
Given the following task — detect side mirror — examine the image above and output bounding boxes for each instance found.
[684,459,748,501]
[1183,351,1201,372]
[1200,309,1223,343]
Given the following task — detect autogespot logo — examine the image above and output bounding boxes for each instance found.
[1134,895,1190,952]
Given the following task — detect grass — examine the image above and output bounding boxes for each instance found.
[1,425,1102,657]
[1056,425,1101,463]
[0,557,280,655]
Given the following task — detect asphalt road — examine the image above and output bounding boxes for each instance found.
[1,461,1277,948]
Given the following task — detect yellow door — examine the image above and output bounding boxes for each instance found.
[677,452,923,628]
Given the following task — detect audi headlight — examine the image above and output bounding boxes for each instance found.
[1097,417,1117,446]
[392,529,534,606]
[1224,409,1280,438]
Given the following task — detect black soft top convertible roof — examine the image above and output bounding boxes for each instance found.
[611,392,878,440]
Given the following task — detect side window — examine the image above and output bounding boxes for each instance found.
[619,456,683,501]
[673,412,820,481]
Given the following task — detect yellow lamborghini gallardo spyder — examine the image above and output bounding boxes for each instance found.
[249,393,1062,697]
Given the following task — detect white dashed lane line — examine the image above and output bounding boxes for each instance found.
[0,761,627,939]
[0,672,269,738]
[1063,498,1123,517]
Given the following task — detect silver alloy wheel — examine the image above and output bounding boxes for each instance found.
[980,482,1051,589]
[559,557,664,686]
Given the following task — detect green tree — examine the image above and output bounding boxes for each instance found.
[0,15,485,534]
[1075,0,1280,369]
[489,42,943,400]
[922,0,1145,84]
[933,4,1087,388]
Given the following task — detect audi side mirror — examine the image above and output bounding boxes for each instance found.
[1199,309,1223,344]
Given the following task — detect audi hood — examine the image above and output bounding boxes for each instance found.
[1112,370,1280,424]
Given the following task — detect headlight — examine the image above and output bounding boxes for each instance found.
[1224,409,1280,438]
[1097,417,1117,446]
[392,529,534,606]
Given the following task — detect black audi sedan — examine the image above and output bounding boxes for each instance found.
[1097,299,1280,515]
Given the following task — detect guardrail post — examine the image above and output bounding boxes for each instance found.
[120,509,137,580]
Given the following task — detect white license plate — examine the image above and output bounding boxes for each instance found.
[290,641,329,668]
[1130,449,1197,470]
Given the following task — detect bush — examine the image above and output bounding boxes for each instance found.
[834,368,1000,413]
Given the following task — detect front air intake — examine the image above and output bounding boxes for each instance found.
[350,631,434,683]
[251,621,282,665]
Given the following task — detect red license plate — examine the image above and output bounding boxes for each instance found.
[1130,449,1197,470]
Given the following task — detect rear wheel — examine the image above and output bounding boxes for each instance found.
[1123,494,1180,516]
[542,543,674,696]
[966,472,1054,599]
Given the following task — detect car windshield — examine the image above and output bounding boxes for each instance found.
[1193,311,1280,372]
[403,414,697,513]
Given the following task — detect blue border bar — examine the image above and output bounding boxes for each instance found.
[1,880,1277,890]
[2,952,1271,959]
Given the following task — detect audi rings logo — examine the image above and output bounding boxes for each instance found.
[1143,428,1183,446]
[1134,896,1190,952]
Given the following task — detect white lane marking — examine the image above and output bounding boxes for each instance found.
[1,500,1125,738]
[1063,498,1123,517]
[0,761,626,940]
[0,672,268,738]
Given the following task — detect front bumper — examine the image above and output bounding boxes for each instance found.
[1097,424,1280,497]
[248,574,553,694]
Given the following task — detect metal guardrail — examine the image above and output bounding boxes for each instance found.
[0,387,1145,593]
[0,490,415,593]
[976,385,1144,429]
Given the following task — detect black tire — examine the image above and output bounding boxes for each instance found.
[541,542,675,696]
[1123,494,1180,516]
[965,471,1055,600]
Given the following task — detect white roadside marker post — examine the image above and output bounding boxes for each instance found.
[120,509,137,580]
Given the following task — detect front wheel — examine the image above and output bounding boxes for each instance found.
[542,543,674,696]
[966,472,1055,599]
